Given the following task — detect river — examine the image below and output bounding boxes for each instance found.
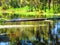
[0,19,60,45]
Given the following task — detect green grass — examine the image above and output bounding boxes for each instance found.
[0,6,60,20]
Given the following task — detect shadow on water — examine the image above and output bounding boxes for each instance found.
[0,33,10,45]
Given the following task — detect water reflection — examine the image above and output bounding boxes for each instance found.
[51,21,60,45]
[0,42,10,45]
[1,20,60,45]
[52,21,60,38]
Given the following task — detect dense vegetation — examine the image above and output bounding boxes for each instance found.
[0,0,60,19]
